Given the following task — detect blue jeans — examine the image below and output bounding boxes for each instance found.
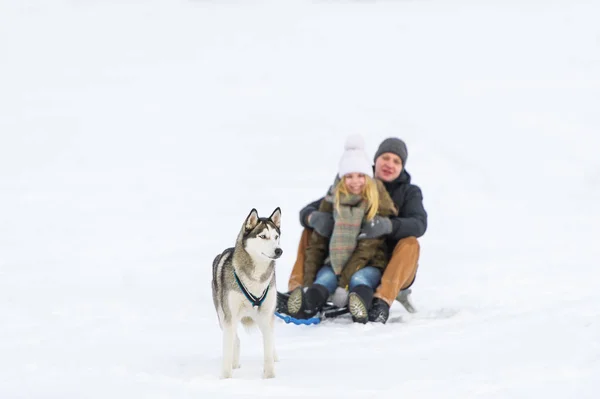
[313,265,382,294]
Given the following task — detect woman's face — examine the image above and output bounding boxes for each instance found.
[344,173,366,195]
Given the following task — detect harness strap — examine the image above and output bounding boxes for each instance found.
[233,270,270,308]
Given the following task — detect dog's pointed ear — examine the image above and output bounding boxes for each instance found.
[245,208,259,231]
[269,207,281,229]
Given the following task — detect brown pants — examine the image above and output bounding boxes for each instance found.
[287,228,420,306]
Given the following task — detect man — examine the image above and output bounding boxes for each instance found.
[286,137,428,323]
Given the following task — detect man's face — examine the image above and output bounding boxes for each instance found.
[374,152,403,182]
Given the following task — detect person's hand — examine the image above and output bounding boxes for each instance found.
[357,216,393,239]
[331,287,349,308]
[308,211,334,237]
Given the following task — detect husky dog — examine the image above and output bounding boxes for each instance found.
[211,207,282,379]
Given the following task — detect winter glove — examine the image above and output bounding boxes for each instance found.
[308,211,334,238]
[357,216,393,240]
[331,286,349,308]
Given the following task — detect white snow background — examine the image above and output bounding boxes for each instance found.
[1,0,599,397]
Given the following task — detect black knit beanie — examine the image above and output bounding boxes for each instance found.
[374,138,408,166]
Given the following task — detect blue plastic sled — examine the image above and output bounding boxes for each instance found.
[275,311,322,325]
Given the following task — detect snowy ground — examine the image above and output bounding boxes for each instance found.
[1,0,600,397]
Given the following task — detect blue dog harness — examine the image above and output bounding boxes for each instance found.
[233,270,270,308]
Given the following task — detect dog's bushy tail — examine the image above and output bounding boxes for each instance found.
[212,253,220,284]
[212,247,234,285]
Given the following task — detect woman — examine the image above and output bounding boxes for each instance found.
[287,135,398,323]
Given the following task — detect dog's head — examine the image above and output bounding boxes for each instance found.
[242,207,283,261]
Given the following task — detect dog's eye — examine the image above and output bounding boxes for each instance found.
[259,234,267,239]
[275,235,279,240]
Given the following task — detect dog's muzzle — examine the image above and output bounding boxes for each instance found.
[264,248,283,260]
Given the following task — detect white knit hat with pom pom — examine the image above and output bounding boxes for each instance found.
[337,134,373,178]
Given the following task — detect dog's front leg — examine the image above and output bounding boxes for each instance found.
[273,341,279,362]
[221,321,236,379]
[257,315,276,379]
[233,333,241,369]
[271,316,279,363]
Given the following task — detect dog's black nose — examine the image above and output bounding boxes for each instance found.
[274,248,283,257]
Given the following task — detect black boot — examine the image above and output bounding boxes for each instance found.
[287,287,305,317]
[348,285,374,324]
[368,297,390,323]
[287,284,329,318]
[304,284,329,315]
[276,291,290,314]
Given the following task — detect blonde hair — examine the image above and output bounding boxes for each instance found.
[334,175,379,221]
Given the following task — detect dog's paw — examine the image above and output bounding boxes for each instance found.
[263,369,275,379]
[232,362,241,369]
[220,369,233,379]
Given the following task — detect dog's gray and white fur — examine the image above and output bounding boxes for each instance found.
[211,207,282,379]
